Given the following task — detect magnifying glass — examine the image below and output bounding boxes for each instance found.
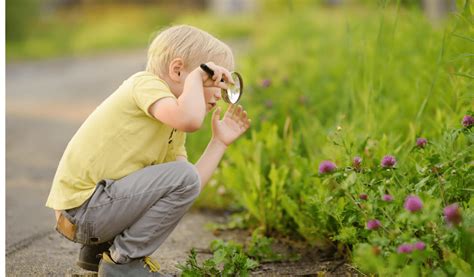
[200,64,243,104]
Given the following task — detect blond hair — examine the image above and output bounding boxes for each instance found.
[146,25,234,77]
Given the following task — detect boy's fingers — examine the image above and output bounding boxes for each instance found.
[233,105,243,118]
[231,105,239,118]
[226,104,235,116]
[218,82,228,90]
[241,114,250,128]
[241,111,248,120]
[223,71,235,85]
[214,71,223,86]
[212,106,221,124]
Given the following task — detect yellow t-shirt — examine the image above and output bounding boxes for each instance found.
[46,71,187,210]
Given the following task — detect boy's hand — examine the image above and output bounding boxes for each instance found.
[198,62,234,90]
[211,105,250,147]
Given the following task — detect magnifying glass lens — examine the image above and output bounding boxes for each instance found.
[223,72,243,104]
[200,63,243,104]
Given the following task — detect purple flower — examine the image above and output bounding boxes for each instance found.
[404,195,423,212]
[318,160,336,174]
[264,99,273,108]
[353,156,362,169]
[261,79,271,88]
[397,243,414,254]
[444,203,462,226]
[462,115,474,127]
[416,138,428,148]
[381,155,397,168]
[413,241,426,251]
[367,219,381,230]
[359,193,368,200]
[382,194,394,202]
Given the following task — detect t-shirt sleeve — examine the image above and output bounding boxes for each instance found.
[164,131,188,162]
[132,74,175,118]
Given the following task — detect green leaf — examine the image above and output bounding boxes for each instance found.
[444,249,472,274]
[341,172,357,190]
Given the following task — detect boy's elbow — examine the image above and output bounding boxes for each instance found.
[181,118,203,132]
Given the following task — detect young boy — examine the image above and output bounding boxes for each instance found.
[45,25,250,276]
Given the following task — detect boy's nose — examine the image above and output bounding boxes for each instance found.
[215,90,222,100]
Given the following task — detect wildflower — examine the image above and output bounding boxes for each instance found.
[367,219,381,230]
[397,244,413,254]
[381,155,397,168]
[264,99,273,109]
[261,79,271,88]
[359,193,368,200]
[413,241,426,251]
[416,138,427,148]
[353,156,362,169]
[444,203,462,226]
[404,195,423,212]
[318,160,336,174]
[382,194,394,202]
[462,115,474,127]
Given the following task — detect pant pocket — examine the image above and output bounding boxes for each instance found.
[75,221,102,245]
[55,212,77,242]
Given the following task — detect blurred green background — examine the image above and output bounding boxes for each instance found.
[5,0,462,61]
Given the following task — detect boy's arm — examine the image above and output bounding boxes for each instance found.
[194,139,228,187]
[149,69,205,132]
[176,140,226,187]
[149,63,233,132]
[194,105,250,188]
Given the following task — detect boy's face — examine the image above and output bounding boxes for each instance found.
[203,87,222,112]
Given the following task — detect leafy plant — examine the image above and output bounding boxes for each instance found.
[177,240,258,277]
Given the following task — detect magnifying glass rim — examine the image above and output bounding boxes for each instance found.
[222,71,243,104]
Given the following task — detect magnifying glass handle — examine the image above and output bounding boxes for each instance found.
[200,64,215,78]
[200,64,227,83]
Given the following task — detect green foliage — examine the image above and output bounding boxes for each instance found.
[177,234,297,276]
[177,240,258,277]
[246,231,289,262]
[194,2,473,275]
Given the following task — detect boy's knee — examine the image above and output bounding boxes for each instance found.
[175,161,201,195]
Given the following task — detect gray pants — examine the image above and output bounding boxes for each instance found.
[62,161,201,263]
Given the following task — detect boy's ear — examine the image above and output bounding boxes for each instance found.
[168,58,184,82]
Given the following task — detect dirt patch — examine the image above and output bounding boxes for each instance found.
[208,225,359,276]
